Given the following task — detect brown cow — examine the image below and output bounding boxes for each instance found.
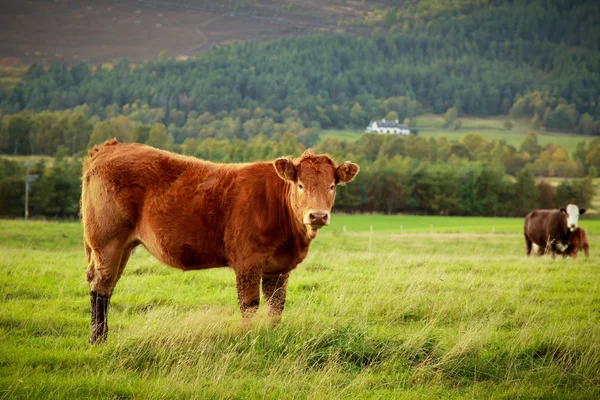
[524,204,586,258]
[81,139,359,343]
[564,227,590,258]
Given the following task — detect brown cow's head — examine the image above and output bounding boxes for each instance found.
[274,150,359,230]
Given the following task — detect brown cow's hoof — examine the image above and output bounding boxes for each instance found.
[90,291,110,344]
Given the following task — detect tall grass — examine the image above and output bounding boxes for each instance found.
[0,220,599,398]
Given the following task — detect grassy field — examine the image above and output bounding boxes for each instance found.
[320,115,593,154]
[329,214,600,234]
[1,219,599,399]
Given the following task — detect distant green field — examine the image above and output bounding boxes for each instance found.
[319,115,593,154]
[329,214,600,234]
[420,130,590,154]
[1,219,599,398]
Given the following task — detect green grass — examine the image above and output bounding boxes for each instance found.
[320,114,593,154]
[329,214,600,234]
[1,219,599,399]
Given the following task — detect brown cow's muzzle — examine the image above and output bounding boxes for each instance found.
[304,210,330,229]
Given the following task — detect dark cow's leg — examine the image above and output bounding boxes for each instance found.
[235,269,261,324]
[262,272,290,324]
[525,234,533,256]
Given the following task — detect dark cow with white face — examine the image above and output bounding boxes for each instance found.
[524,204,586,258]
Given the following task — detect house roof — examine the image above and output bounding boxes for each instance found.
[370,119,410,129]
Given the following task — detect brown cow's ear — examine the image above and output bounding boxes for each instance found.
[273,157,297,181]
[336,162,360,184]
[560,208,566,214]
[580,208,586,215]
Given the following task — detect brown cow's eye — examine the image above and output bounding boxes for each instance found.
[298,184,304,190]
[330,184,335,190]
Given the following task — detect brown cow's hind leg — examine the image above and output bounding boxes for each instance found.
[86,239,131,343]
[262,273,289,324]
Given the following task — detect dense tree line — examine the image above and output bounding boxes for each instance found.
[0,1,598,133]
[3,107,600,178]
[1,130,597,219]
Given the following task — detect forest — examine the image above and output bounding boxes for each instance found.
[1,123,597,219]
[1,1,599,134]
[0,0,598,218]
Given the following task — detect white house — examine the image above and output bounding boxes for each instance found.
[365,119,411,135]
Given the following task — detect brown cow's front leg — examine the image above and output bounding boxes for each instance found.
[262,272,290,324]
[235,269,261,324]
[90,291,110,344]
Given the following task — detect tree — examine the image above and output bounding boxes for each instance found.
[69,111,93,155]
[146,123,172,150]
[350,102,368,128]
[577,113,594,135]
[88,121,112,148]
[109,116,138,143]
[554,177,595,209]
[443,107,458,129]
[519,132,542,159]
[530,113,540,130]
[503,120,513,130]
[0,158,25,216]
[513,167,541,216]
[6,111,34,155]
[384,111,399,121]
[544,104,578,131]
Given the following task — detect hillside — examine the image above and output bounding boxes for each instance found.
[1,0,598,128]
[0,0,370,65]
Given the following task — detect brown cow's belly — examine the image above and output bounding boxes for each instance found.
[136,226,229,271]
[143,243,229,271]
[174,244,229,271]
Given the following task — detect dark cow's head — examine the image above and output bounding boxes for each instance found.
[274,150,359,230]
[560,204,586,231]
